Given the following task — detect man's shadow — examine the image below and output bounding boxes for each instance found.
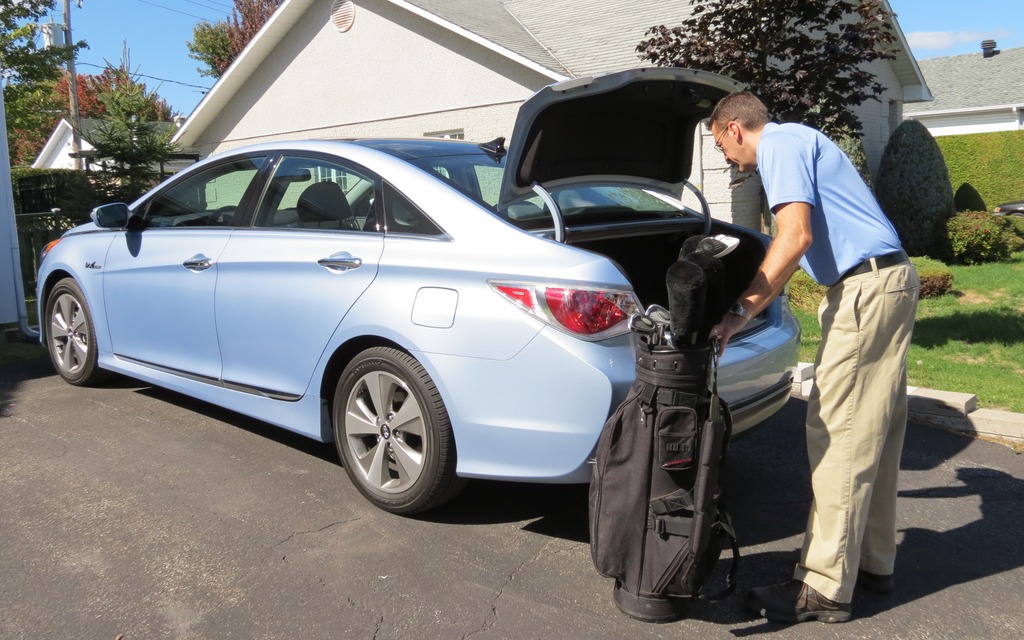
[715,397,1023,627]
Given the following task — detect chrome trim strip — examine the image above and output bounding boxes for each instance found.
[114,354,301,401]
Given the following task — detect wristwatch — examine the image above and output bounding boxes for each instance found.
[729,300,752,320]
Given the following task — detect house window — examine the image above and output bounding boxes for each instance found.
[424,129,465,140]
[888,101,900,137]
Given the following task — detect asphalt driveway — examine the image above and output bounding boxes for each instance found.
[2,356,1022,639]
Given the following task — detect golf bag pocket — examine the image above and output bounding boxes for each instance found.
[655,402,698,472]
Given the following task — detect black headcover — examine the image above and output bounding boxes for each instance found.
[666,258,706,345]
[684,251,726,339]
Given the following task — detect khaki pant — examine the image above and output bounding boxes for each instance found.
[794,260,919,603]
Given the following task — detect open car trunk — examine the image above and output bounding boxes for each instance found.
[569,220,768,326]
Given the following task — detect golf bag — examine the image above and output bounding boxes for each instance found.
[588,336,739,622]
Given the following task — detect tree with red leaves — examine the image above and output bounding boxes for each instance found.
[636,0,897,139]
[189,0,283,79]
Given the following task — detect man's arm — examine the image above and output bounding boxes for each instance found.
[711,201,813,352]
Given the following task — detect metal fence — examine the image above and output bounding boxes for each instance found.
[14,210,89,298]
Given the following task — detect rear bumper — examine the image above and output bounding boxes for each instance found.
[728,374,794,436]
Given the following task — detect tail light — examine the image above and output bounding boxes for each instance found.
[490,281,640,340]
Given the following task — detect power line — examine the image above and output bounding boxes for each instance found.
[130,0,222,21]
[76,61,211,92]
[185,0,235,12]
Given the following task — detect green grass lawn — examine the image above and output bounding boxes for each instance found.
[793,251,1024,413]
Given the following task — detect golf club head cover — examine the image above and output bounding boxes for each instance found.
[685,251,726,340]
[679,234,707,259]
[666,258,707,345]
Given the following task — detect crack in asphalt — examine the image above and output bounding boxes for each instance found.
[271,518,363,548]
[461,538,554,639]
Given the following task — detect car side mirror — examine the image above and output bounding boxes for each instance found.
[90,203,131,228]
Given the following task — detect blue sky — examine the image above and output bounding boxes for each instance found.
[54,0,1024,117]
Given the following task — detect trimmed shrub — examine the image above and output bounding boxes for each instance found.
[936,130,1024,209]
[786,255,953,311]
[946,211,1013,264]
[875,120,956,258]
[1003,215,1024,241]
[836,133,872,189]
[912,256,954,298]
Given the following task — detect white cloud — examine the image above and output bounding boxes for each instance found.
[907,29,1015,50]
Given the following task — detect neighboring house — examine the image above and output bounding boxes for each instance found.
[33,117,196,176]
[903,43,1024,137]
[172,0,930,229]
[32,118,103,170]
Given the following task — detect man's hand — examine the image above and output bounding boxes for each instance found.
[711,312,749,355]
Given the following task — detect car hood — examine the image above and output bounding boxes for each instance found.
[498,68,743,206]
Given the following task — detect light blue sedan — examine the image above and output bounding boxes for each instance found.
[37,69,799,513]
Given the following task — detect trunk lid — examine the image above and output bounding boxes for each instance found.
[498,68,742,208]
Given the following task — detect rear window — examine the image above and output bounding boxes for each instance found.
[406,154,505,210]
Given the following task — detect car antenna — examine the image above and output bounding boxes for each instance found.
[478,137,507,163]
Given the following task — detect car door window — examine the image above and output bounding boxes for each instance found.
[144,157,265,228]
[254,156,377,232]
[382,182,443,236]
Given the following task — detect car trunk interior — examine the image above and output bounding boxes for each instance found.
[570,221,767,321]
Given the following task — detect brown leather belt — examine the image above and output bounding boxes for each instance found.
[840,250,908,281]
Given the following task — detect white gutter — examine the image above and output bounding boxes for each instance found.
[905,103,1024,118]
[173,0,315,147]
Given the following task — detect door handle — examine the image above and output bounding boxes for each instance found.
[317,252,362,272]
[183,254,214,272]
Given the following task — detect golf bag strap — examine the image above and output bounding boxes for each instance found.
[647,513,694,537]
[649,488,694,516]
[702,500,740,602]
[708,337,722,422]
[648,488,696,537]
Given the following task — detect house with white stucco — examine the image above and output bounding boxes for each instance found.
[171,0,931,229]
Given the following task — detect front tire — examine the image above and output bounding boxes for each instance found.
[333,347,464,514]
[45,278,109,386]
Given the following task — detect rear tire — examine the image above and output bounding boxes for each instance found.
[45,278,110,386]
[333,347,465,514]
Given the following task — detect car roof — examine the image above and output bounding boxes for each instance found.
[346,138,499,161]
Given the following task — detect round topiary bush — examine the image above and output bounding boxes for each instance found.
[946,211,1013,264]
[874,120,956,258]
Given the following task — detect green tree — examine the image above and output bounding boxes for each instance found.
[636,0,896,138]
[188,18,231,79]
[187,0,282,79]
[88,50,177,202]
[2,0,86,165]
[874,119,955,258]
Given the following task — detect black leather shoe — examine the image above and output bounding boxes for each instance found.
[745,580,851,624]
[857,569,894,594]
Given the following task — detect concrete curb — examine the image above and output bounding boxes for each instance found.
[791,363,1024,446]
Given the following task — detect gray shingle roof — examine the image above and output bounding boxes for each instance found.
[406,0,695,77]
[903,46,1024,113]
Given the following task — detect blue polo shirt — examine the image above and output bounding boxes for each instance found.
[756,122,902,286]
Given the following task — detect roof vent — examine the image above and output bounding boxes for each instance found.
[981,40,999,58]
[331,0,355,33]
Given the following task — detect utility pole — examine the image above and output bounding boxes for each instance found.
[64,0,82,170]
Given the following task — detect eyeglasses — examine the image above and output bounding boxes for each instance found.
[713,123,731,153]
